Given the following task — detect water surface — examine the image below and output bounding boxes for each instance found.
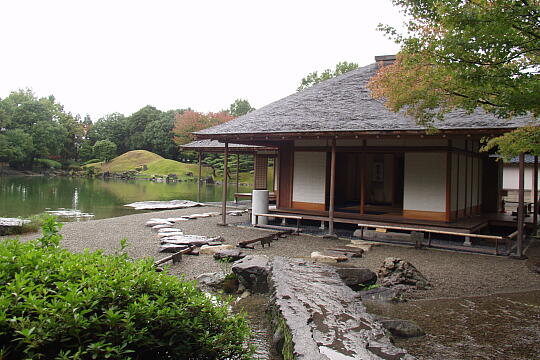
[0,176,251,219]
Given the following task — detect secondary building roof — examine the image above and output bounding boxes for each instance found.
[181,139,275,153]
[195,60,535,139]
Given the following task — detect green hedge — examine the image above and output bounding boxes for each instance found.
[34,158,62,169]
[0,218,251,359]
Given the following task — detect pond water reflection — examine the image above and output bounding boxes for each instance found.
[0,176,251,220]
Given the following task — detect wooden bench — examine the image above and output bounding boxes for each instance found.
[357,223,511,255]
[254,213,303,234]
[234,192,277,204]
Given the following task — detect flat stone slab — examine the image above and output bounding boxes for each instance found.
[0,218,30,227]
[161,235,222,247]
[125,200,202,210]
[200,244,234,255]
[270,257,413,360]
[46,209,94,219]
[213,249,246,262]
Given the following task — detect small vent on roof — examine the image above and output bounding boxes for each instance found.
[374,55,396,67]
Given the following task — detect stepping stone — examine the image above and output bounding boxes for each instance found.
[147,221,173,228]
[200,244,234,255]
[165,217,189,222]
[213,249,246,262]
[158,232,184,238]
[158,228,181,233]
[159,243,189,253]
[161,235,222,247]
[310,251,348,263]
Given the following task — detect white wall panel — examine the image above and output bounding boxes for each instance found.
[292,152,326,204]
[404,152,447,212]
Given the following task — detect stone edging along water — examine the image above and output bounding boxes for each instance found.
[232,255,414,360]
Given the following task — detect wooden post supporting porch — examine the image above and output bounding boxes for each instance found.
[325,138,337,238]
[197,151,202,202]
[219,142,229,226]
[534,156,538,228]
[516,153,525,258]
[235,153,240,195]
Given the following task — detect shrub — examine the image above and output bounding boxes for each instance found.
[61,160,81,170]
[0,217,252,360]
[34,158,62,169]
[82,159,101,166]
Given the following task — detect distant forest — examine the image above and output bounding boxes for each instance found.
[0,89,254,170]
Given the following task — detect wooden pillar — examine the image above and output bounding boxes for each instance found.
[197,151,202,202]
[220,142,229,226]
[327,138,337,237]
[534,156,538,227]
[272,156,276,191]
[360,141,366,215]
[517,153,525,257]
[235,153,240,194]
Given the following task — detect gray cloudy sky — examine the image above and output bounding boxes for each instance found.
[0,0,405,120]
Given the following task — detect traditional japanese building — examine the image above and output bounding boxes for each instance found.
[194,56,537,256]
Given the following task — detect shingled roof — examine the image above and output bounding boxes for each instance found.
[195,62,535,138]
[181,139,275,153]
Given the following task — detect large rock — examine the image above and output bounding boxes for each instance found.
[378,257,430,289]
[335,267,377,290]
[270,257,413,359]
[213,249,246,262]
[196,272,226,291]
[380,319,425,338]
[232,255,272,293]
[358,286,405,303]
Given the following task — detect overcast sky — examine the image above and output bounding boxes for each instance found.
[0,0,405,120]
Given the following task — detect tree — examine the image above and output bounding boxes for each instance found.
[369,0,539,157]
[86,113,129,154]
[229,99,255,117]
[143,116,178,158]
[93,140,117,162]
[173,110,234,145]
[31,121,69,159]
[0,129,33,166]
[126,105,162,150]
[78,141,94,162]
[297,61,359,91]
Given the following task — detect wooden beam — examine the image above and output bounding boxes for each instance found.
[517,153,525,258]
[534,156,538,227]
[220,142,229,226]
[327,138,337,237]
[154,246,195,266]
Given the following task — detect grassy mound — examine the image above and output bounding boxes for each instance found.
[84,150,210,179]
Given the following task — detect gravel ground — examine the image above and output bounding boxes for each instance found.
[9,205,540,300]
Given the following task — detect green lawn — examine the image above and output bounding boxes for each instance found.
[84,150,274,186]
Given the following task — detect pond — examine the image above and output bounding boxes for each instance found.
[0,176,252,220]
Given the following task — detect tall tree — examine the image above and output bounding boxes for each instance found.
[126,105,162,150]
[86,113,129,154]
[173,110,234,145]
[0,129,33,166]
[369,0,539,157]
[297,61,359,91]
[93,140,117,162]
[229,99,255,117]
